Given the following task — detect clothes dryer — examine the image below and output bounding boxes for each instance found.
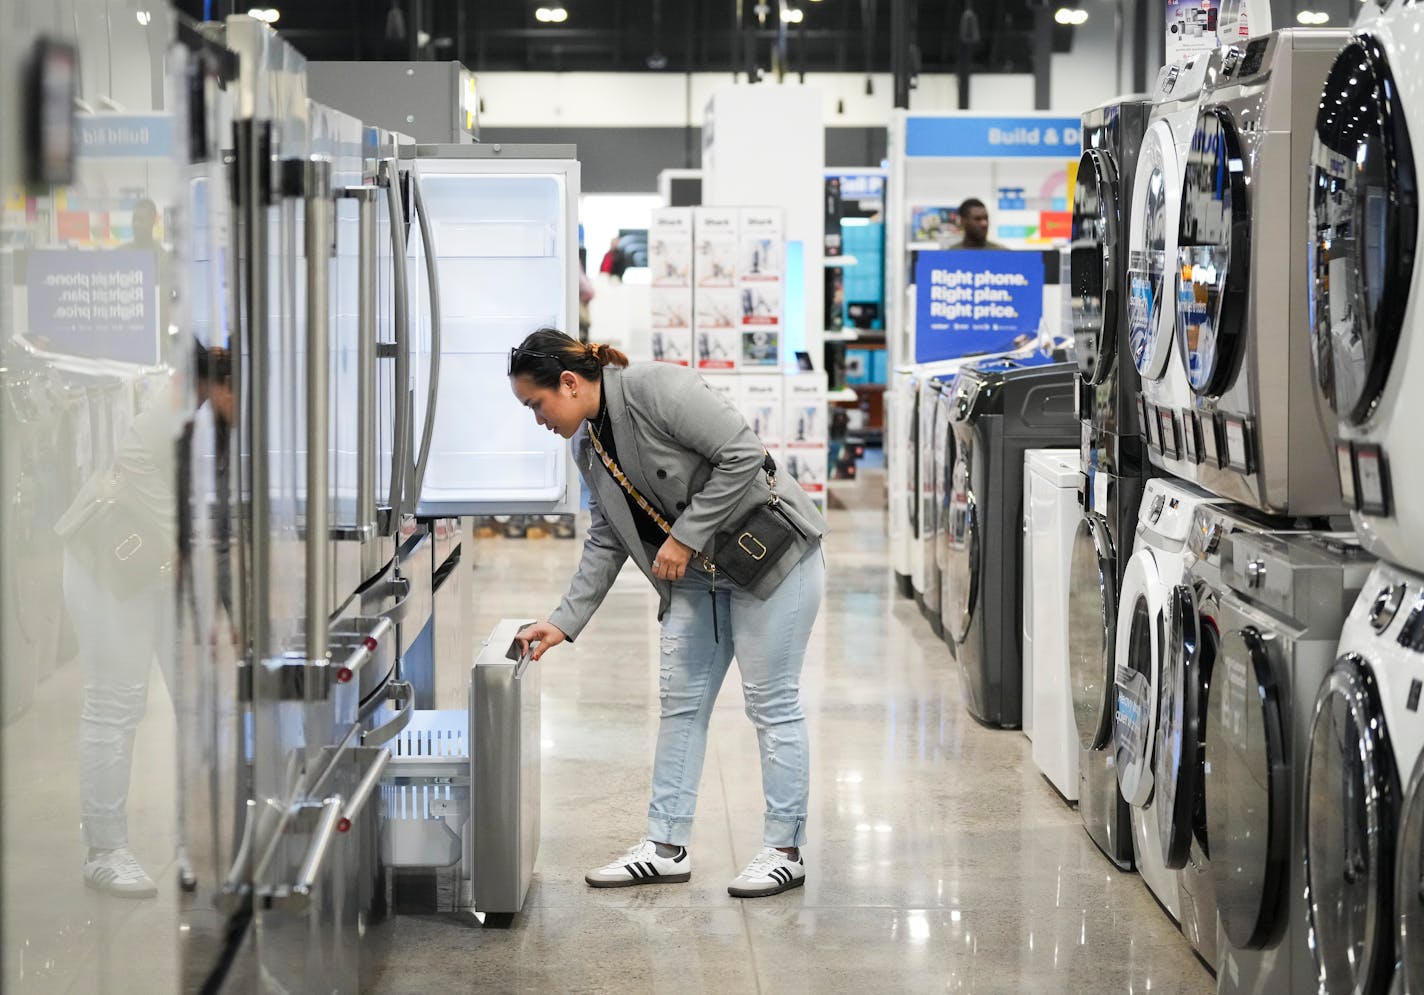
[1204,528,1372,994]
[1075,97,1152,473]
[1114,478,1226,922]
[1128,56,1211,485]
[1302,560,1424,995]
[1024,448,1081,775]
[944,357,1077,729]
[1173,30,1349,517]
[1307,4,1424,573]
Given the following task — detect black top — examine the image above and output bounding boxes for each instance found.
[590,397,672,554]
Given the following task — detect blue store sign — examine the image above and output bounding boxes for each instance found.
[914,250,1044,363]
[905,116,1082,159]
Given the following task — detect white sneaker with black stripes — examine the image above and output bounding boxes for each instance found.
[585,839,692,888]
[728,846,805,898]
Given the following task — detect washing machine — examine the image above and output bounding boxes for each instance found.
[943,357,1077,729]
[1025,448,1085,791]
[1114,477,1228,924]
[1202,526,1372,994]
[889,365,918,598]
[1127,55,1211,486]
[930,373,963,650]
[1307,5,1424,574]
[1171,31,1349,519]
[919,374,960,639]
[903,359,982,608]
[1302,560,1424,995]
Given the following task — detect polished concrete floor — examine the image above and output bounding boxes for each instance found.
[370,478,1214,995]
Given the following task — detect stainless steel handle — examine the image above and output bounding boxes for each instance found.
[362,681,414,745]
[305,158,333,671]
[334,615,393,686]
[374,575,413,624]
[216,797,258,913]
[341,747,391,827]
[381,159,411,532]
[235,119,272,660]
[286,796,344,907]
[408,168,441,508]
[341,185,380,541]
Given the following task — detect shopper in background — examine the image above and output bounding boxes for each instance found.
[509,328,828,898]
[598,236,621,277]
[577,247,595,341]
[951,197,1008,250]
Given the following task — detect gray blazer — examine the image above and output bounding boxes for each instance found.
[548,363,829,641]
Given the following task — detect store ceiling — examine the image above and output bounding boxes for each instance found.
[176,0,1058,75]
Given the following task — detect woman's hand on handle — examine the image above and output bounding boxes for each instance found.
[516,620,567,662]
[652,536,694,581]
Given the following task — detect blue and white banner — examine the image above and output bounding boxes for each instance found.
[905,116,1082,159]
[914,250,1044,363]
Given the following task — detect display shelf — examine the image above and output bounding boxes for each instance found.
[828,387,859,403]
[822,329,860,342]
[823,255,860,268]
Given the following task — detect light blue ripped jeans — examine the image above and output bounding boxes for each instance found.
[648,543,824,849]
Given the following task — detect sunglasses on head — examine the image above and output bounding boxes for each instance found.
[507,347,564,376]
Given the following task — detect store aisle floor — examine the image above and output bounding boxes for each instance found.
[369,482,1213,994]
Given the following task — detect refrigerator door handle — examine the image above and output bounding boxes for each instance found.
[339,184,380,542]
[303,157,333,671]
[408,167,441,505]
[380,158,411,533]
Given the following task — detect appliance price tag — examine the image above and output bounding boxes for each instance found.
[1336,442,1357,510]
[1355,444,1390,515]
[1225,418,1249,472]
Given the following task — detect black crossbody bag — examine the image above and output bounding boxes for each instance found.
[586,432,802,590]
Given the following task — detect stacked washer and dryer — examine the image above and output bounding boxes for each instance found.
[1299,2,1424,991]
[1058,25,1424,993]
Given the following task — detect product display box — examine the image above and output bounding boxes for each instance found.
[739,374,785,447]
[738,208,783,368]
[650,208,694,366]
[784,372,829,448]
[784,445,828,512]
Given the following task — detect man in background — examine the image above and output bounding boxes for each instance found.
[951,197,1007,250]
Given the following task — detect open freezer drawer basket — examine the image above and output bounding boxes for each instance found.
[378,619,541,918]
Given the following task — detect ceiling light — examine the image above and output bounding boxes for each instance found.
[1054,6,1088,23]
[135,9,151,24]
[781,6,805,23]
[1296,8,1329,21]
[535,5,568,22]
[247,7,279,22]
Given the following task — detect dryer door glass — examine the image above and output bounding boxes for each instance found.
[1207,625,1288,950]
[1308,38,1418,425]
[1072,149,1119,387]
[1128,126,1175,381]
[942,437,978,645]
[1068,515,1116,751]
[1115,590,1156,806]
[1156,584,1199,869]
[1305,654,1397,995]
[1177,109,1250,397]
[1399,748,1424,992]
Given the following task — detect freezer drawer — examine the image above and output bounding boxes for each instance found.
[377,618,540,917]
[471,619,541,915]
